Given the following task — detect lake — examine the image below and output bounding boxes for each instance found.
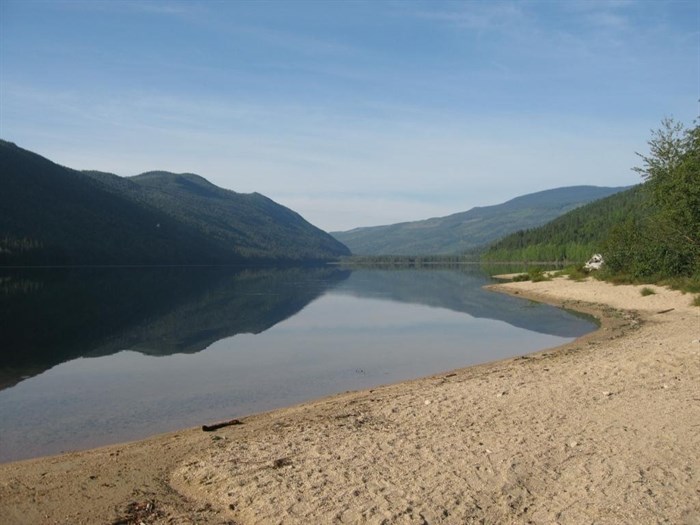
[0,266,596,462]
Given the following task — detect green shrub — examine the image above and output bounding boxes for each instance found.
[660,276,700,294]
[528,267,551,282]
[640,287,656,296]
[567,266,589,281]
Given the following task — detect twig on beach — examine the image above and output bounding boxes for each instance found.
[656,308,675,314]
[111,500,160,524]
[202,419,243,432]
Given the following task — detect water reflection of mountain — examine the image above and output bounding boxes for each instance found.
[0,267,350,390]
[334,268,596,337]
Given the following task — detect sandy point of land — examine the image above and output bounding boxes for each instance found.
[1,277,699,524]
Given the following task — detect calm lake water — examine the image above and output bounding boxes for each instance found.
[0,266,596,462]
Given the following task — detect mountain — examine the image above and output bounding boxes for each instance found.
[0,140,349,265]
[331,186,630,256]
[86,169,350,262]
[482,185,647,262]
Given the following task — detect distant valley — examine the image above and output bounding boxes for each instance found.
[332,186,630,256]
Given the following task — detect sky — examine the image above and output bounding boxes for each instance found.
[1,0,698,232]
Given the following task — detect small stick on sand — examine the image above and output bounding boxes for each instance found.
[202,419,243,432]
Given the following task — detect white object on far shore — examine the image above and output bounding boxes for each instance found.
[584,253,604,271]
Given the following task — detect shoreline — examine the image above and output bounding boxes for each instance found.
[1,277,698,524]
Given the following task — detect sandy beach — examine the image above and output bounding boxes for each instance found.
[1,277,698,524]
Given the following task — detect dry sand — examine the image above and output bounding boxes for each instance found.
[1,277,698,524]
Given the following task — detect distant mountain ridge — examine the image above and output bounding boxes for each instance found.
[332,185,630,255]
[0,140,349,265]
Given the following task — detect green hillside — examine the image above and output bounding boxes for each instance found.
[0,140,349,265]
[331,186,629,255]
[88,169,349,262]
[482,185,646,262]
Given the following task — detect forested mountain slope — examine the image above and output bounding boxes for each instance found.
[87,169,349,262]
[482,185,645,262]
[0,140,349,265]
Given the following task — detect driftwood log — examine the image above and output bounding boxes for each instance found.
[202,419,243,432]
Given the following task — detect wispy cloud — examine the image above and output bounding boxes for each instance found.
[412,1,527,32]
[128,1,196,16]
[52,0,204,17]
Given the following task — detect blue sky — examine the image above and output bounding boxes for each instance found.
[1,0,698,231]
